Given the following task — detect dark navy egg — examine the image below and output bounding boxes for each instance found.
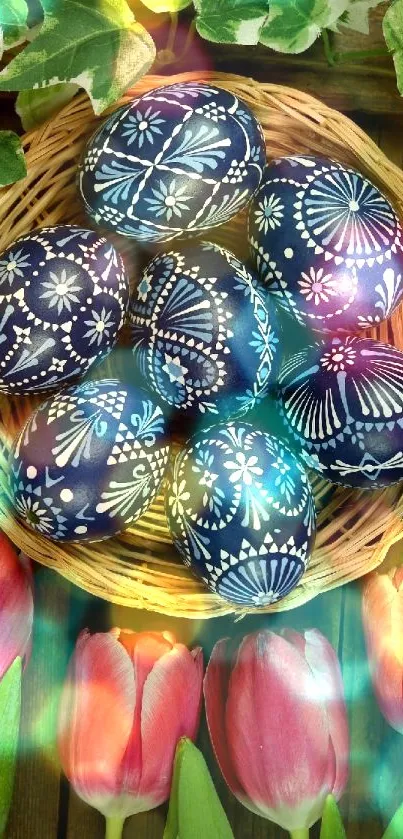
[0,226,128,395]
[129,241,281,421]
[9,379,170,542]
[79,82,266,243]
[165,423,316,607]
[248,156,403,334]
[278,336,403,487]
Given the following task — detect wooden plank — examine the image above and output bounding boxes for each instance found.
[6,568,71,839]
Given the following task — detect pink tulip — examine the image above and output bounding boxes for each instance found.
[204,629,349,838]
[362,566,403,732]
[0,535,33,676]
[58,629,203,837]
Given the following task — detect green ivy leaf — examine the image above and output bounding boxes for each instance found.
[0,131,27,187]
[0,0,156,114]
[260,0,350,53]
[0,658,22,836]
[194,0,270,45]
[320,795,347,839]
[383,0,403,96]
[332,0,383,34]
[382,802,403,839]
[16,82,78,130]
[164,738,234,839]
[0,0,29,53]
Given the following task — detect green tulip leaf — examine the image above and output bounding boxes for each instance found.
[0,0,156,114]
[0,657,22,836]
[383,0,403,96]
[16,82,79,130]
[164,738,234,839]
[260,0,349,53]
[0,131,27,187]
[0,0,29,53]
[194,0,270,45]
[320,795,347,839]
[382,802,403,839]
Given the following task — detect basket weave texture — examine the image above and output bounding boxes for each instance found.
[1,71,403,619]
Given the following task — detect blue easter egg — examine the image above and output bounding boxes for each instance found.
[78,82,266,242]
[0,226,128,395]
[9,379,170,541]
[278,335,403,488]
[129,241,281,421]
[248,156,403,333]
[166,423,316,607]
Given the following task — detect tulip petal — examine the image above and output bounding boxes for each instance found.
[204,638,246,802]
[0,537,33,678]
[226,631,332,831]
[117,631,176,796]
[58,631,134,813]
[303,630,349,799]
[133,644,203,807]
[362,571,403,732]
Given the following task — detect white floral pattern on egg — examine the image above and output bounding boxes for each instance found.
[0,226,128,394]
[248,156,403,334]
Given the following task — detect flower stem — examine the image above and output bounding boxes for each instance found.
[166,12,178,54]
[105,817,125,839]
[322,29,336,66]
[290,830,310,839]
[333,47,390,63]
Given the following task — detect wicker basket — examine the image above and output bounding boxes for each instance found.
[1,70,403,619]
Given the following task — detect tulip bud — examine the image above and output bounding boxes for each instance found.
[58,629,203,837]
[204,629,349,837]
[0,535,33,677]
[362,567,403,732]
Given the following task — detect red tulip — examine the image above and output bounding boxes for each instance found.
[362,566,403,732]
[58,629,203,836]
[204,629,349,837]
[0,535,33,676]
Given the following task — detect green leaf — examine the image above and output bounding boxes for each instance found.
[164,738,234,839]
[382,802,403,839]
[0,658,22,836]
[320,795,347,839]
[140,0,191,11]
[0,0,156,114]
[332,0,383,34]
[260,0,349,53]
[0,0,29,53]
[16,82,78,129]
[383,0,403,96]
[0,131,27,187]
[194,0,270,45]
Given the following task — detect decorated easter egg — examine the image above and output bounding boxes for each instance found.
[0,226,128,395]
[129,241,281,420]
[9,379,169,541]
[278,335,403,488]
[248,156,403,333]
[166,423,316,607]
[79,82,266,243]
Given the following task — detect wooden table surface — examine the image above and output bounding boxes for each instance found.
[3,12,403,839]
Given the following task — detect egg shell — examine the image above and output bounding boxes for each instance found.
[129,241,281,421]
[9,379,170,542]
[278,335,403,488]
[166,423,316,607]
[78,82,266,243]
[0,226,128,395]
[248,155,403,334]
